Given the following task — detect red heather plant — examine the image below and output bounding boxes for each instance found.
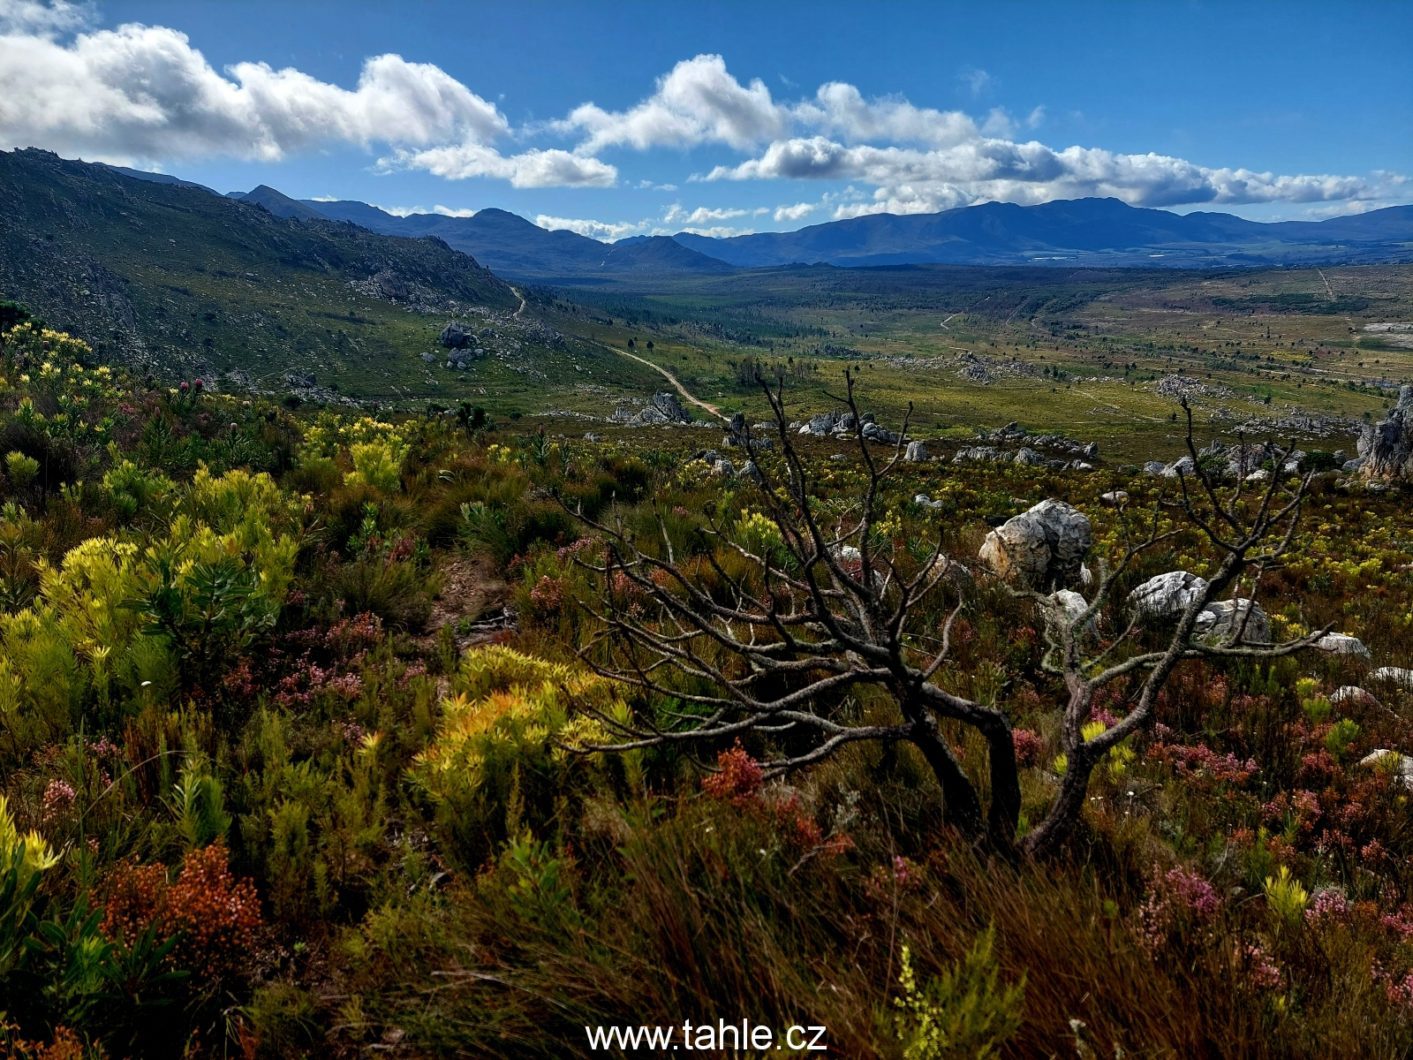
[101,842,263,982]
[1138,867,1223,952]
[701,742,765,806]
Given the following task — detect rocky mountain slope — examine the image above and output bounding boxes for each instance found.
[0,149,519,385]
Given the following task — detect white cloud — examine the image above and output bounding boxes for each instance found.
[673,224,756,238]
[773,201,815,222]
[377,203,479,218]
[547,55,1404,214]
[0,14,620,189]
[959,67,993,98]
[662,202,765,225]
[980,107,1017,139]
[0,23,509,163]
[0,0,90,35]
[557,53,787,152]
[707,134,1406,214]
[536,214,644,240]
[791,81,980,147]
[381,143,616,187]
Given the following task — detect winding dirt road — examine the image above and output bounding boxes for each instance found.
[597,341,727,421]
[512,285,725,421]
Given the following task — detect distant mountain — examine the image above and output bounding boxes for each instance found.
[230,184,326,221]
[671,197,1413,268]
[0,149,518,382]
[300,201,734,280]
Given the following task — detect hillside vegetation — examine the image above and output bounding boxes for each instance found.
[0,150,584,401]
[2,312,1413,1056]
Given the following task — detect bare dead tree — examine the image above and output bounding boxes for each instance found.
[566,377,1325,858]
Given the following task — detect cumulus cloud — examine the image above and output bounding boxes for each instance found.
[0,0,90,35]
[381,143,616,187]
[0,11,619,188]
[0,23,507,163]
[792,81,979,147]
[773,201,815,222]
[662,202,767,225]
[374,203,479,218]
[706,133,1404,214]
[557,53,787,152]
[536,214,644,240]
[548,53,1402,215]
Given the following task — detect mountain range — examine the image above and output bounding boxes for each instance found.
[231,188,1412,278]
[669,198,1413,269]
[60,151,1410,278]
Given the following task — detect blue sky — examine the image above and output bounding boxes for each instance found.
[1,0,1409,238]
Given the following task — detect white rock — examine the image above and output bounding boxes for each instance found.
[1360,749,1413,789]
[1316,633,1371,657]
[1126,571,1208,622]
[1162,456,1196,479]
[1330,686,1380,708]
[1371,666,1413,688]
[1044,589,1096,633]
[977,499,1093,592]
[1100,490,1129,506]
[904,440,929,462]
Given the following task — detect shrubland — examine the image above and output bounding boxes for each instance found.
[2,319,1413,1056]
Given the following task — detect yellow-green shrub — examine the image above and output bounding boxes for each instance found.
[411,646,636,864]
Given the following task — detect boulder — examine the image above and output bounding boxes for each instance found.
[905,440,929,462]
[1045,589,1094,632]
[1142,460,1168,476]
[1316,633,1371,657]
[710,458,735,478]
[439,322,474,349]
[977,499,1093,592]
[1100,490,1129,506]
[1194,598,1270,644]
[1358,385,1413,483]
[1127,571,1209,622]
[914,493,945,510]
[1013,446,1044,466]
[1162,456,1196,479]
[954,446,1007,464]
[1371,666,1413,689]
[861,421,900,445]
[1330,686,1380,708]
[800,412,839,437]
[615,392,693,426]
[1360,749,1413,790]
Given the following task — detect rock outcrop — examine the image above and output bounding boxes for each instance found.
[439,321,475,349]
[978,499,1092,591]
[1193,598,1270,644]
[1126,571,1209,622]
[1359,385,1413,484]
[612,392,692,426]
